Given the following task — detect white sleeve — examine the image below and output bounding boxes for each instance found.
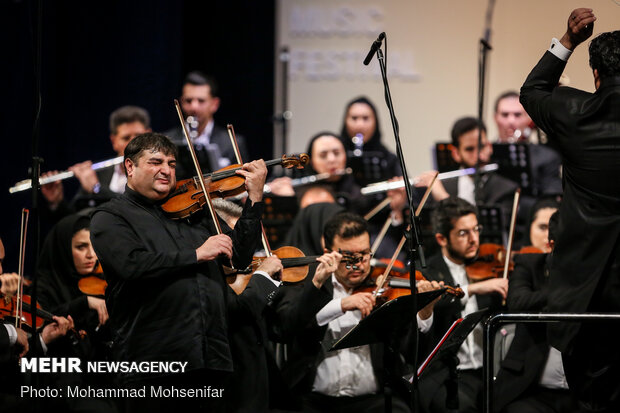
[254,270,281,287]
[417,312,433,333]
[316,298,345,326]
[549,37,572,62]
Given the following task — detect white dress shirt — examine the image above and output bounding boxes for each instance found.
[457,174,476,206]
[312,274,432,396]
[108,164,127,194]
[442,255,483,370]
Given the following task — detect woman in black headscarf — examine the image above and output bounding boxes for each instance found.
[37,214,108,334]
[36,213,117,412]
[339,96,403,187]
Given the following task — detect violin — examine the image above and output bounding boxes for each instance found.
[466,243,546,281]
[161,154,309,220]
[467,189,522,283]
[77,262,107,297]
[226,246,321,295]
[219,124,315,294]
[355,257,464,308]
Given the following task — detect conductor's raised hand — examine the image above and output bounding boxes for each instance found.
[561,8,596,50]
[236,159,268,204]
[196,234,233,262]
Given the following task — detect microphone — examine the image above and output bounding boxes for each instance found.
[363,32,386,66]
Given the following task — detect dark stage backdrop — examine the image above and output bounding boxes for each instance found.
[0,0,275,272]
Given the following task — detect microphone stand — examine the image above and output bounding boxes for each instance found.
[272,46,291,172]
[475,0,496,204]
[372,45,426,413]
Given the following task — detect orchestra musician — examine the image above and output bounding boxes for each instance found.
[418,197,508,413]
[494,212,579,413]
[417,117,518,234]
[89,133,266,412]
[520,8,620,412]
[270,212,442,413]
[41,105,151,215]
[493,91,563,198]
[165,71,250,178]
[339,96,403,188]
[0,235,75,412]
[36,213,117,412]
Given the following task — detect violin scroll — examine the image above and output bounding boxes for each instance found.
[281,153,309,169]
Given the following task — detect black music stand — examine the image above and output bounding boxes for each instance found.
[433,142,460,173]
[477,205,504,245]
[329,290,445,413]
[415,308,488,410]
[491,143,534,196]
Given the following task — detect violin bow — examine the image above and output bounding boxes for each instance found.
[174,100,231,269]
[373,171,438,293]
[226,124,273,257]
[15,208,29,331]
[502,189,521,280]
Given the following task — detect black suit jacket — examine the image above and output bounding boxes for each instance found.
[165,124,250,179]
[443,172,519,232]
[225,274,280,413]
[521,50,620,351]
[493,253,551,413]
[419,253,500,412]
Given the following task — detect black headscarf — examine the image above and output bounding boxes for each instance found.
[339,96,384,151]
[284,202,346,256]
[37,214,92,324]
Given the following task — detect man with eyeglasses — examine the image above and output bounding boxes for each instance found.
[271,212,442,413]
[165,71,250,179]
[417,197,508,413]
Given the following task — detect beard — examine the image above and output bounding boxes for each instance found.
[447,242,478,265]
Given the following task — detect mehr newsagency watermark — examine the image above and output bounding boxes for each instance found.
[19,357,224,399]
[21,385,223,399]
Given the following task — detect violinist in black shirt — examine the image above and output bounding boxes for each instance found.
[90,133,266,413]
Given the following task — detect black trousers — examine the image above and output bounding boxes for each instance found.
[501,387,579,413]
[563,246,620,413]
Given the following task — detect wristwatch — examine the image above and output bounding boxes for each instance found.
[92,182,101,194]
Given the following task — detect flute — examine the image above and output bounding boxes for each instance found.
[9,156,124,194]
[360,163,499,195]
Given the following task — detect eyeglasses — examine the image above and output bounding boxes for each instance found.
[337,249,373,265]
[455,225,483,239]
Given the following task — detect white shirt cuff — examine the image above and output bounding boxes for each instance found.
[255,270,281,287]
[549,37,572,62]
[4,324,17,345]
[417,312,433,334]
[461,284,471,305]
[316,298,345,326]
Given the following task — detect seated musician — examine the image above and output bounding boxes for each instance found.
[419,197,508,413]
[515,196,560,251]
[164,71,250,178]
[269,131,372,214]
[1,235,75,359]
[90,133,266,413]
[417,117,518,234]
[41,105,151,214]
[36,214,117,412]
[493,210,578,413]
[0,236,75,412]
[270,212,442,413]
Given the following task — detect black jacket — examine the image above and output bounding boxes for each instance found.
[90,187,262,383]
[521,50,620,351]
[165,124,250,179]
[493,253,551,413]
